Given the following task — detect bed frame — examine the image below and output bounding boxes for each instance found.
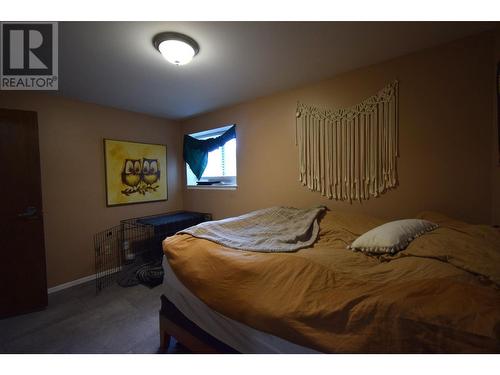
[159,295,238,353]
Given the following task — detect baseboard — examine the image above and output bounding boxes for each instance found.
[47,267,121,294]
[47,274,95,294]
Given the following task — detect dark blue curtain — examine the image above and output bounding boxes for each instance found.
[183,125,236,180]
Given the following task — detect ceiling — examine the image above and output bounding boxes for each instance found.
[58,22,498,120]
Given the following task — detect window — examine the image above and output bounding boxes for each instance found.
[186,125,237,188]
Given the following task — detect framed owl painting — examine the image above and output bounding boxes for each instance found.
[104,139,167,206]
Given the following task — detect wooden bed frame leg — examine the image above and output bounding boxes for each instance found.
[159,315,171,352]
[160,331,171,352]
[159,295,238,354]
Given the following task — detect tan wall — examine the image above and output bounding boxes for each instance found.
[0,92,183,287]
[492,30,500,225]
[182,33,495,224]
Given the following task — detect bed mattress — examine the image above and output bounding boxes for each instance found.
[163,210,500,353]
[161,256,319,353]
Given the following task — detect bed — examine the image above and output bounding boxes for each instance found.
[161,209,500,353]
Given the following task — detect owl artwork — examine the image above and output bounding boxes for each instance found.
[142,158,160,187]
[120,158,161,196]
[105,139,167,205]
[121,159,142,193]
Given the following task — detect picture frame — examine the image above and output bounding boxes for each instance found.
[104,139,168,207]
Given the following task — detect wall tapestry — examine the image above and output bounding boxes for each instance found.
[104,139,167,206]
[295,80,399,202]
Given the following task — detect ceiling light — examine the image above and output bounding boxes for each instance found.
[153,32,200,66]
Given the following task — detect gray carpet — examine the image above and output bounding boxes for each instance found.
[0,281,189,354]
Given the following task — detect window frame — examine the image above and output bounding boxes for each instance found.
[185,125,237,189]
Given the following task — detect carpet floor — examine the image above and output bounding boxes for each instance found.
[0,281,190,354]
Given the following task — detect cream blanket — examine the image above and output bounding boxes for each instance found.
[178,206,326,252]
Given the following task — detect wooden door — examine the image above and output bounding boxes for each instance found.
[0,108,47,318]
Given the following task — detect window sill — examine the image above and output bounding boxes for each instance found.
[187,184,237,191]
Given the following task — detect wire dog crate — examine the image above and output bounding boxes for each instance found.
[94,211,211,293]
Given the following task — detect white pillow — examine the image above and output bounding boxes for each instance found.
[349,219,438,254]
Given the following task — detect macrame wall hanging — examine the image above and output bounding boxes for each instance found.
[295,80,399,202]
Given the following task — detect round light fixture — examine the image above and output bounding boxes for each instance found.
[153,32,200,66]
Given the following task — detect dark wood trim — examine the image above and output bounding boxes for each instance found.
[497,62,500,165]
[159,295,238,354]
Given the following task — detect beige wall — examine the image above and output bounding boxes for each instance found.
[182,33,495,224]
[0,92,183,287]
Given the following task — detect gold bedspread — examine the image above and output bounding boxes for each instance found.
[162,211,500,353]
